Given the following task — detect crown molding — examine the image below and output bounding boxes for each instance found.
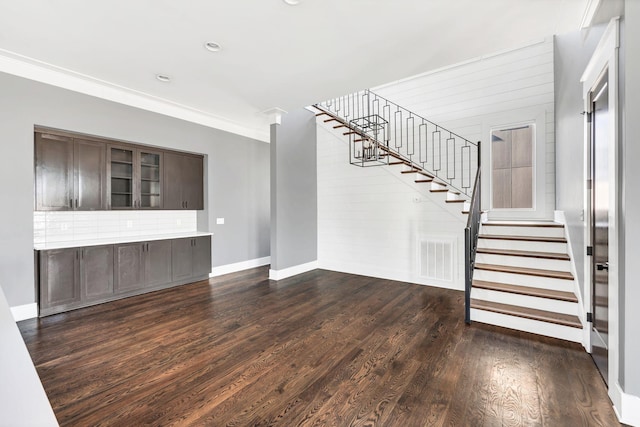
[0,49,269,142]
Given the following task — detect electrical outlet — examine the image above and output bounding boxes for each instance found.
[216,218,225,225]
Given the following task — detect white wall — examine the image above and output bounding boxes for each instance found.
[373,38,556,220]
[317,124,465,290]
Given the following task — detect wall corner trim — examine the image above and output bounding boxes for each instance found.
[210,256,271,277]
[269,261,318,281]
[10,303,38,322]
[614,383,640,426]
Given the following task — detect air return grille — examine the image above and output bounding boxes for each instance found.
[420,238,454,282]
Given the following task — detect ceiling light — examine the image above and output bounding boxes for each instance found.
[204,42,222,52]
[283,0,300,5]
[156,74,171,82]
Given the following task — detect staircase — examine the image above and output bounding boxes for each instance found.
[469,221,583,342]
[313,90,584,344]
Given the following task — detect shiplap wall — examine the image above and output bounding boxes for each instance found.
[317,125,465,290]
[317,39,556,288]
[373,38,556,219]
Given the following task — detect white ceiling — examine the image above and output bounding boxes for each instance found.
[0,0,592,140]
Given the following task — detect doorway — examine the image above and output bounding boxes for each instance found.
[589,71,609,384]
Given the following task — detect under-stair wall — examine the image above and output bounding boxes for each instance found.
[316,122,467,290]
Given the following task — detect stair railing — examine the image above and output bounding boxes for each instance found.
[464,167,482,324]
[316,89,479,198]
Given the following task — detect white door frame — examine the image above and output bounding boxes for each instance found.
[581,16,620,412]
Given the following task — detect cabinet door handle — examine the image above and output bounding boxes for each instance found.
[76,250,79,260]
[69,198,73,208]
[81,249,84,259]
[185,201,188,209]
[75,199,78,208]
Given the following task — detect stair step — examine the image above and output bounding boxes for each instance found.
[315,112,329,117]
[476,248,570,260]
[471,299,581,328]
[390,161,410,166]
[415,179,433,183]
[445,199,466,203]
[401,169,420,174]
[430,188,449,193]
[324,118,339,123]
[479,234,567,243]
[333,124,347,129]
[343,131,358,135]
[483,221,563,228]
[472,280,578,302]
[474,263,574,280]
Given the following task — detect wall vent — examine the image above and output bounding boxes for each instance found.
[420,238,454,282]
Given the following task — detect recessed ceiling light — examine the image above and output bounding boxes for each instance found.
[156,74,171,82]
[283,0,300,5]
[204,41,222,52]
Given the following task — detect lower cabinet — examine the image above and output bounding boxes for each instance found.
[172,236,211,281]
[40,245,114,316]
[38,235,211,316]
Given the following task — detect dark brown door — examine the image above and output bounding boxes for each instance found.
[114,243,144,292]
[192,236,211,278]
[74,139,107,210]
[590,72,609,384]
[144,240,172,287]
[171,238,193,281]
[163,152,183,209]
[35,133,74,211]
[40,248,80,310]
[81,245,114,300]
[182,155,204,210]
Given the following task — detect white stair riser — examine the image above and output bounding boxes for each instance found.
[478,238,567,254]
[471,288,579,316]
[480,225,565,238]
[470,309,583,343]
[472,269,575,293]
[475,253,571,272]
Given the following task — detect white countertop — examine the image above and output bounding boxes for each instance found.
[0,287,59,426]
[34,231,213,251]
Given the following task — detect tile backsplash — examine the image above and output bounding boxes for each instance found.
[34,211,197,245]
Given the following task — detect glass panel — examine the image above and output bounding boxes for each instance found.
[491,124,534,209]
[111,148,133,208]
[139,151,161,208]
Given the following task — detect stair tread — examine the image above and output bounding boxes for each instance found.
[483,221,564,228]
[479,234,567,243]
[472,280,578,302]
[430,188,450,193]
[475,263,574,280]
[445,199,466,203]
[471,299,582,328]
[400,169,420,174]
[476,248,570,260]
[415,179,433,183]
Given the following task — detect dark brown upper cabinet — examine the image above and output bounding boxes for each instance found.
[163,152,204,210]
[107,144,163,210]
[35,132,107,211]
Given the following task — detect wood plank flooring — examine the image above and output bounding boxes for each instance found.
[18,267,620,426]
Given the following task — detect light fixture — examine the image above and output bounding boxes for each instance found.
[204,41,222,52]
[156,74,171,82]
[283,0,300,5]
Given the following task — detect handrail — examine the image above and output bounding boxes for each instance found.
[464,167,482,324]
[317,89,479,197]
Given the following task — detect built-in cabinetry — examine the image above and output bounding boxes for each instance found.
[35,128,203,211]
[37,235,211,316]
[35,132,107,211]
[163,152,204,210]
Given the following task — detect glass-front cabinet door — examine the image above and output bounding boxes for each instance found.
[138,150,162,209]
[108,145,162,209]
[109,147,134,209]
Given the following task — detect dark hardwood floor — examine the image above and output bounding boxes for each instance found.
[19,267,620,426]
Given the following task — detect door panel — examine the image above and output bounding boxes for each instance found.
[590,73,609,384]
[163,152,183,209]
[182,155,204,210]
[145,240,172,287]
[172,238,193,281]
[114,243,144,292]
[40,249,79,308]
[81,245,114,300]
[192,236,212,278]
[35,133,74,211]
[75,139,106,210]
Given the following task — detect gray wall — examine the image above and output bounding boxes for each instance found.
[0,71,270,307]
[270,109,317,271]
[554,24,606,297]
[621,0,640,396]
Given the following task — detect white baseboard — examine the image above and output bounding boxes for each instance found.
[10,303,38,322]
[210,256,271,277]
[269,261,318,281]
[613,383,640,426]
